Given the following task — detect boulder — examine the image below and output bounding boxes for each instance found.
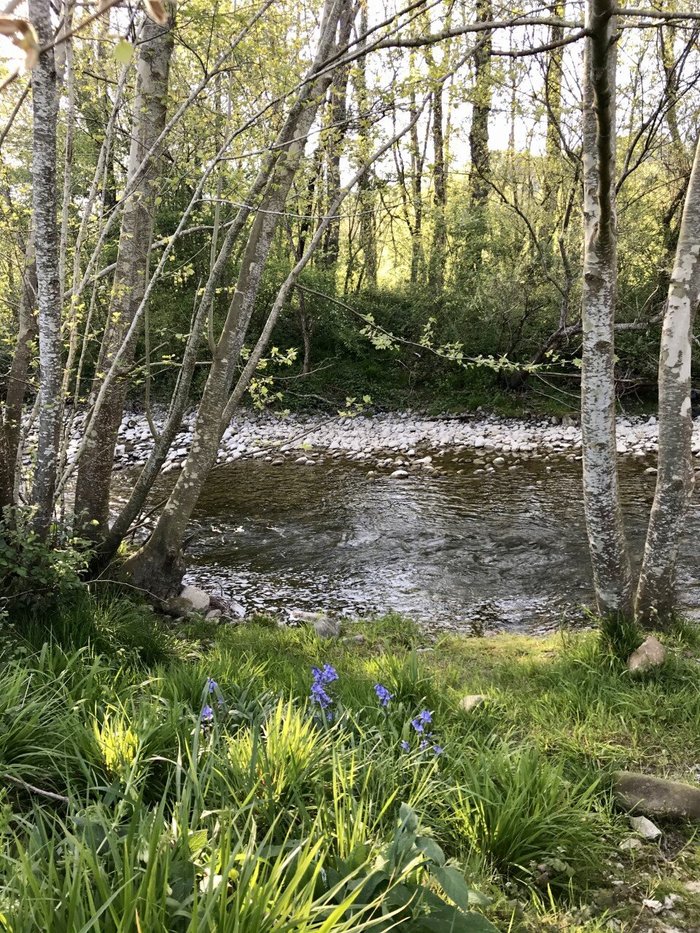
[390,469,409,478]
[459,694,486,712]
[614,772,700,821]
[163,596,194,618]
[205,609,222,621]
[627,636,666,673]
[314,615,342,639]
[180,585,210,613]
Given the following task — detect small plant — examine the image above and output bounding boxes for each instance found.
[0,507,91,614]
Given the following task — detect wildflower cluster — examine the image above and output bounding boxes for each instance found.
[200,676,224,726]
[310,664,338,720]
[403,709,443,756]
[374,683,394,708]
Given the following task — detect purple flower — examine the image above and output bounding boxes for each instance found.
[419,739,429,751]
[311,681,333,709]
[432,745,444,756]
[374,684,394,708]
[201,705,214,723]
[411,709,432,733]
[312,665,338,686]
[400,740,411,753]
[207,678,218,693]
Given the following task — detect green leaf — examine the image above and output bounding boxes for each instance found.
[431,865,471,910]
[416,835,445,867]
[113,39,133,65]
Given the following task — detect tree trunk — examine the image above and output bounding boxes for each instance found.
[468,0,492,209]
[121,0,347,597]
[635,134,700,624]
[580,0,634,617]
[428,84,447,293]
[74,11,174,539]
[29,0,62,538]
[356,1,377,289]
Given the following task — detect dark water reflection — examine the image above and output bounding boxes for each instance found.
[168,454,700,633]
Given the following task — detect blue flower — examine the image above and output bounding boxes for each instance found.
[400,740,411,753]
[201,705,214,723]
[432,745,444,756]
[411,709,432,733]
[312,664,338,686]
[207,678,218,693]
[419,739,429,751]
[310,681,333,709]
[374,683,394,708]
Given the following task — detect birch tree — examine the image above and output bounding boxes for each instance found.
[28,0,62,538]
[74,8,175,539]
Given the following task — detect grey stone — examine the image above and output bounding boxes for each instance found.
[614,771,700,821]
[619,837,643,851]
[205,609,222,621]
[627,636,667,673]
[459,694,486,712]
[628,815,662,840]
[180,584,210,612]
[314,615,342,639]
[390,469,409,478]
[162,596,194,618]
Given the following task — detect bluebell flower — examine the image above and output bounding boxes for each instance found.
[411,709,432,733]
[312,664,338,686]
[201,704,214,723]
[432,745,444,756]
[400,740,411,753]
[374,683,394,708]
[207,678,218,693]
[311,681,333,709]
[419,739,429,751]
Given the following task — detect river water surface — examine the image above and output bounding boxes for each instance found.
[168,453,700,633]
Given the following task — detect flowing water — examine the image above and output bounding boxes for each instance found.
[161,452,700,633]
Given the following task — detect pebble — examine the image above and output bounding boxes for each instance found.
[53,410,694,476]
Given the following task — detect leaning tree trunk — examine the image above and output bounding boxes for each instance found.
[121,0,347,597]
[74,10,174,539]
[580,0,634,618]
[635,134,700,625]
[28,0,62,538]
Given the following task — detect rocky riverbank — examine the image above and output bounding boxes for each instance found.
[105,409,700,475]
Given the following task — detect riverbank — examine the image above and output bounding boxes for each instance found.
[100,409,699,475]
[2,599,699,932]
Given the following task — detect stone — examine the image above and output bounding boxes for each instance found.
[628,815,662,840]
[162,596,193,618]
[390,469,409,478]
[614,772,700,821]
[205,609,222,621]
[180,585,210,613]
[627,636,667,673]
[459,694,485,712]
[619,837,643,851]
[314,615,342,639]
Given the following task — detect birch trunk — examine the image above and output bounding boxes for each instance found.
[580,0,634,617]
[74,11,174,538]
[121,0,347,596]
[468,0,492,209]
[635,135,700,624]
[29,0,62,538]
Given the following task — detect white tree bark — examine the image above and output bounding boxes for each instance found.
[635,134,700,623]
[580,0,634,617]
[28,0,62,537]
[74,10,174,538]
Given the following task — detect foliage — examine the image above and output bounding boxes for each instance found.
[0,508,91,613]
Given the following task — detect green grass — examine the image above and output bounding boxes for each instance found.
[1,599,699,931]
